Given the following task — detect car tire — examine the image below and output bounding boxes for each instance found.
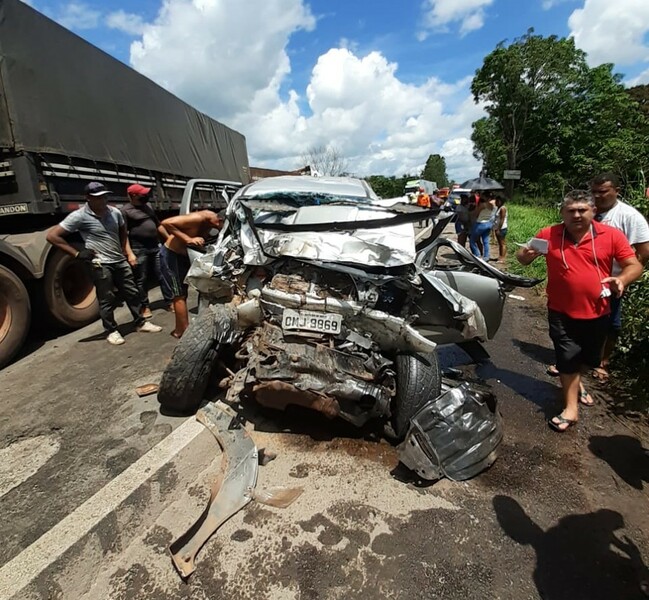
[158,307,219,414]
[43,249,98,328]
[0,265,31,369]
[392,351,442,439]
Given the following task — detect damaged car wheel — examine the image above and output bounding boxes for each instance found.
[392,352,442,439]
[158,308,219,414]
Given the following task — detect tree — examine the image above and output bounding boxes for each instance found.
[300,145,349,176]
[471,30,649,197]
[471,118,507,180]
[471,30,589,196]
[627,84,649,120]
[421,154,449,188]
[365,174,416,198]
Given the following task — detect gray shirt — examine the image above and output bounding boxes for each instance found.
[60,204,126,263]
[598,200,649,275]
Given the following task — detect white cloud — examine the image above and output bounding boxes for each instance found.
[128,0,481,180]
[568,0,649,66]
[542,0,574,9]
[52,2,101,30]
[628,67,649,87]
[131,0,315,120]
[418,0,494,39]
[106,10,146,36]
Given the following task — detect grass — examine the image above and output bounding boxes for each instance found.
[504,203,559,282]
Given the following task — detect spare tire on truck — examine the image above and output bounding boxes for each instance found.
[391,351,442,440]
[43,249,98,328]
[0,264,31,368]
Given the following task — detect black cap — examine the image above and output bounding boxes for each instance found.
[84,182,112,197]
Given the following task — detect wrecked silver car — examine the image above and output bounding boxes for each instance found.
[158,176,539,443]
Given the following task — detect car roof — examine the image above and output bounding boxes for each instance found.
[241,176,378,200]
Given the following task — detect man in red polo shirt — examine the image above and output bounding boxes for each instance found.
[517,190,642,432]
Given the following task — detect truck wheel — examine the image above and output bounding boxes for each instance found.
[0,265,31,368]
[158,308,219,414]
[43,250,98,328]
[392,352,442,440]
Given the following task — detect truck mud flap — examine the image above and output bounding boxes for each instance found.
[169,401,302,579]
[398,383,503,482]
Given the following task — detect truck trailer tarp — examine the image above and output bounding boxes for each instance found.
[0,0,249,183]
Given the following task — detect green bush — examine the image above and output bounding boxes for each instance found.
[611,271,649,402]
[610,177,649,404]
[505,203,559,281]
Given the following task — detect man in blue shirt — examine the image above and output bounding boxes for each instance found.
[46,182,162,345]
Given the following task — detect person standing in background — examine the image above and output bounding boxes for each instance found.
[589,172,649,380]
[416,187,431,208]
[470,192,496,260]
[494,195,508,263]
[122,184,173,318]
[455,194,471,247]
[46,182,162,345]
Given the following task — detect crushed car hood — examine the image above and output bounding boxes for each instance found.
[235,203,418,268]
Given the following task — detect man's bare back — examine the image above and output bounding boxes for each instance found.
[162,210,223,255]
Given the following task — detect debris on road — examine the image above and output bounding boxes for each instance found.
[169,401,302,579]
[398,382,503,482]
[508,294,526,301]
[135,383,160,397]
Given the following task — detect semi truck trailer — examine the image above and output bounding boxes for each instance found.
[0,0,250,367]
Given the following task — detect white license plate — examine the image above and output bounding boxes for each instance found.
[282,309,342,334]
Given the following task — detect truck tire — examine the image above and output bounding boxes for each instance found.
[392,352,442,440]
[43,250,98,328]
[0,265,31,369]
[158,308,219,414]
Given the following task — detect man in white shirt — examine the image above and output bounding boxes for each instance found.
[591,172,649,379]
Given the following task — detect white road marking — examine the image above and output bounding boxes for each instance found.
[0,435,60,498]
[0,417,204,599]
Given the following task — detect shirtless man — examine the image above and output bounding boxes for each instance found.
[160,210,224,337]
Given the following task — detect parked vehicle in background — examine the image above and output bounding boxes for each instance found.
[445,188,473,210]
[404,179,437,202]
[0,0,249,368]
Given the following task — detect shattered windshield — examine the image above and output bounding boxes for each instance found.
[242,191,373,208]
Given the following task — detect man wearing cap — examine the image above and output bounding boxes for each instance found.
[122,183,173,318]
[46,182,162,345]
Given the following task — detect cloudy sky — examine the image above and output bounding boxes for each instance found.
[23,0,649,180]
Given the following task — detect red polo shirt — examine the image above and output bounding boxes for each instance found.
[535,222,635,319]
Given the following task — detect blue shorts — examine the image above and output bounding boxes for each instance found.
[159,245,190,299]
[496,228,508,238]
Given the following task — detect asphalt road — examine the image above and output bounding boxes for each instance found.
[1,289,649,599]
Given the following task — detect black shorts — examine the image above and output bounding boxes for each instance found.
[548,310,609,374]
[159,245,190,299]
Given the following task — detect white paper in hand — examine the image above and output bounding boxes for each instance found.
[528,238,548,254]
[515,238,549,254]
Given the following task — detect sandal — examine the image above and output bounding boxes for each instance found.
[549,413,578,433]
[579,386,594,407]
[546,364,560,377]
[591,367,609,382]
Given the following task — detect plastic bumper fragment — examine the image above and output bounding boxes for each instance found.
[398,383,503,482]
